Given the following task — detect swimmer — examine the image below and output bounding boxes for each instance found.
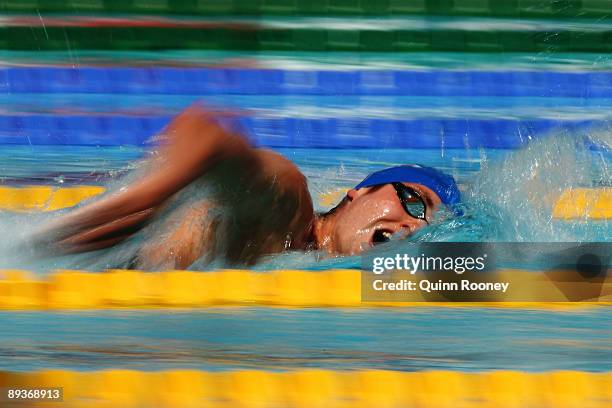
[35,105,461,269]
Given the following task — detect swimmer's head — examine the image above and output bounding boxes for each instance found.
[315,165,461,255]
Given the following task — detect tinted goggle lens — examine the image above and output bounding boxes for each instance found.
[392,183,427,220]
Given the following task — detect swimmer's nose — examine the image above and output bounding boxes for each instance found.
[400,218,427,235]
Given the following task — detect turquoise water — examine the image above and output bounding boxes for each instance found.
[0,308,610,372]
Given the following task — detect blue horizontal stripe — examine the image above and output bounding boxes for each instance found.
[0,114,602,148]
[3,94,612,117]
[0,67,611,97]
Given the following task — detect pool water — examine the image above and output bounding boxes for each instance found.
[0,308,610,373]
[0,11,610,378]
[0,141,609,374]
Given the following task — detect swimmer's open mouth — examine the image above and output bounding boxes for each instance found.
[371,229,393,246]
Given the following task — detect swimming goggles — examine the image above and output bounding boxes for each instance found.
[391,182,428,222]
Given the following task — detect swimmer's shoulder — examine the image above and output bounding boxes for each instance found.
[253,148,314,247]
[254,148,308,189]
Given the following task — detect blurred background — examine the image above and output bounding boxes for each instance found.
[1,0,611,188]
[0,1,610,407]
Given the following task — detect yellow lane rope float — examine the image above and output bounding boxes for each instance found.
[0,369,609,408]
[552,188,612,220]
[0,186,610,219]
[0,269,609,309]
[0,186,105,212]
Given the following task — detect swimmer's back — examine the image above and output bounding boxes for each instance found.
[134,148,313,269]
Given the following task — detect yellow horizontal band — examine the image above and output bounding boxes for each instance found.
[552,188,612,220]
[0,269,610,309]
[0,185,105,212]
[0,369,609,408]
[0,186,610,219]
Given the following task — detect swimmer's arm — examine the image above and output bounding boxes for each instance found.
[38,105,255,249]
[135,201,216,270]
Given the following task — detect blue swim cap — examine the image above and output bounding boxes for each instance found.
[355,164,461,205]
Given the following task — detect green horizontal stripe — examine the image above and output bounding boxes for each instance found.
[0,0,610,19]
[0,26,610,52]
[2,51,612,71]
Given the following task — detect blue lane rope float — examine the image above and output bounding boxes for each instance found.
[0,114,603,147]
[1,68,611,97]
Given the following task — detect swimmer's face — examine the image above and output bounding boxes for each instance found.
[330,183,441,255]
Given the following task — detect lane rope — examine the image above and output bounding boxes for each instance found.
[0,269,609,309]
[0,369,609,408]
